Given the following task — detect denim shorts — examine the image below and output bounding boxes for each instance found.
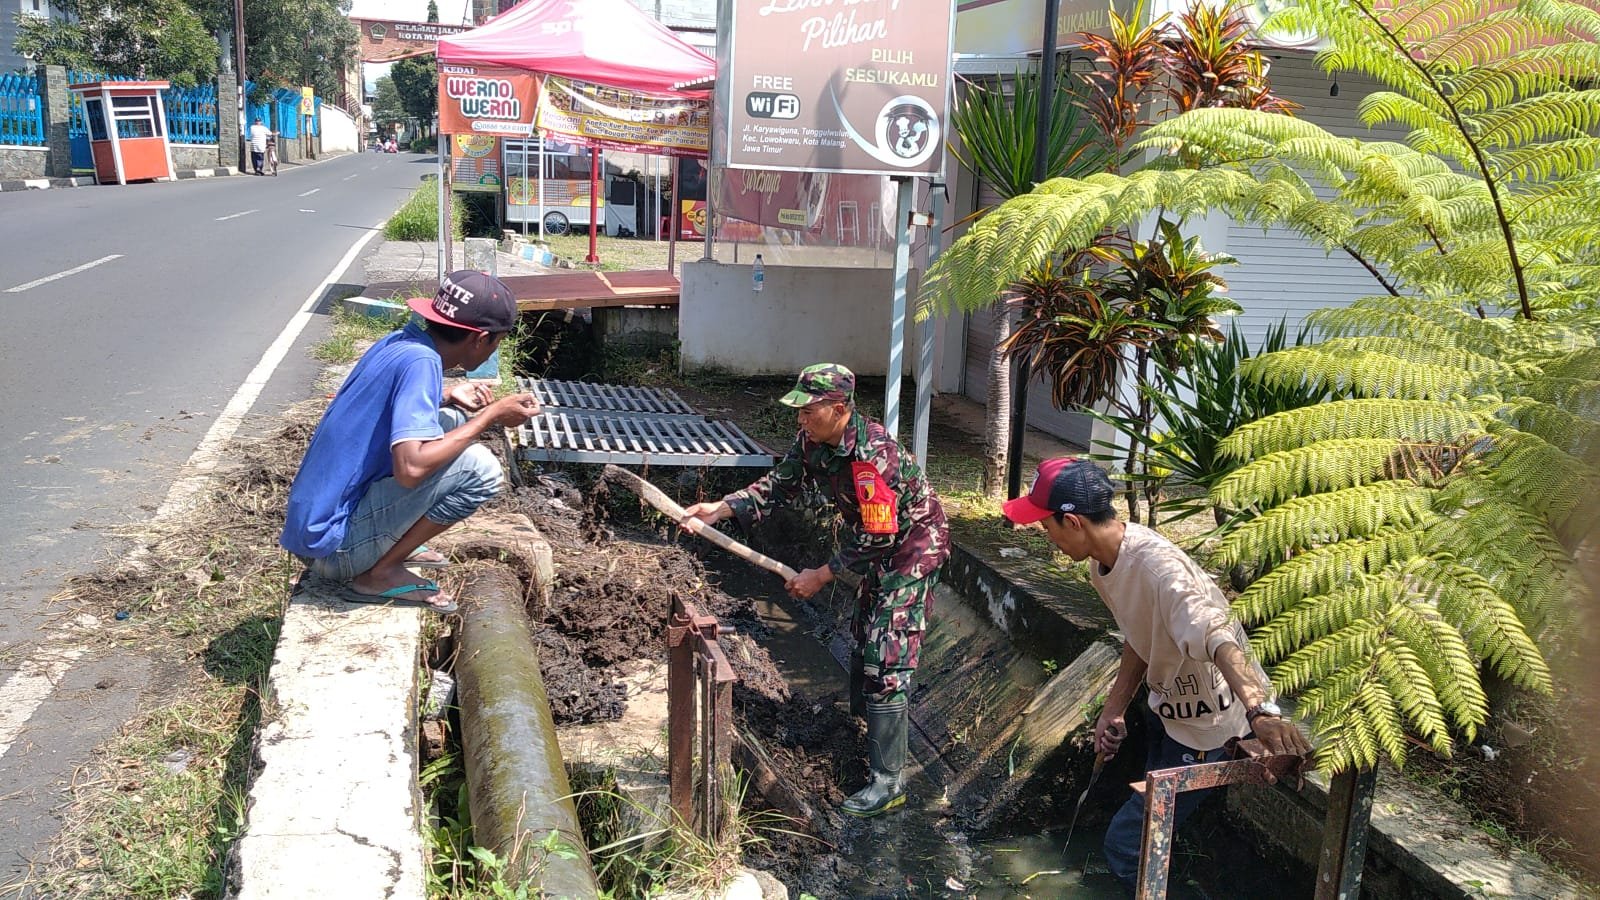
[303,407,504,582]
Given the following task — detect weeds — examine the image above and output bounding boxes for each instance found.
[314,305,409,364]
[387,182,466,242]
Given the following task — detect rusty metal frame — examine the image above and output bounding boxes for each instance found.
[1133,741,1376,899]
[667,595,738,842]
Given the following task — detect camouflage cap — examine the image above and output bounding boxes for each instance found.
[780,363,856,407]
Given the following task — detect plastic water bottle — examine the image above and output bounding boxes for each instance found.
[752,254,765,293]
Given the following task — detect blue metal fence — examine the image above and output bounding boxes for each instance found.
[164,82,218,144]
[243,80,272,136]
[0,73,44,147]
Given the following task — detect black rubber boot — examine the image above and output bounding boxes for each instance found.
[841,697,907,817]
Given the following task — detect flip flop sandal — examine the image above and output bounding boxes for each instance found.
[405,544,450,569]
[342,581,459,615]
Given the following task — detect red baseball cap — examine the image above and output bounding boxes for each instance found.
[407,270,517,334]
[1002,457,1116,524]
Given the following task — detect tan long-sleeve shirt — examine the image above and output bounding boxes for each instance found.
[1090,523,1252,751]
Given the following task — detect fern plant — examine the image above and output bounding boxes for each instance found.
[922,0,1600,773]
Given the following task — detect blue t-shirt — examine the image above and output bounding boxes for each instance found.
[280,321,447,558]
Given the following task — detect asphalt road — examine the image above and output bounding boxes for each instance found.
[0,150,432,881]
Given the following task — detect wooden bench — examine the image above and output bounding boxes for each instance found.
[362,269,680,312]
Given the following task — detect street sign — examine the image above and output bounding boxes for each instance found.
[299,86,314,116]
[718,0,956,176]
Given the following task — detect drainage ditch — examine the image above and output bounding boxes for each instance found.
[416,465,1317,898]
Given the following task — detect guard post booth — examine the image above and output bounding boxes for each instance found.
[68,81,176,185]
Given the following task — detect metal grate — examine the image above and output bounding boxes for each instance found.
[515,411,773,467]
[516,377,697,419]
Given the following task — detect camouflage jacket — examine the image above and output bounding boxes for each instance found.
[724,412,949,580]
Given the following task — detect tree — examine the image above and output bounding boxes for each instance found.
[371,75,406,136]
[391,55,438,139]
[926,0,1600,773]
[15,0,220,86]
[241,0,359,100]
[427,0,439,22]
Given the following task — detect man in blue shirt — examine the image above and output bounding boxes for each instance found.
[281,271,542,613]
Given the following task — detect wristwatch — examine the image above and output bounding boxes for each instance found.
[1246,700,1282,725]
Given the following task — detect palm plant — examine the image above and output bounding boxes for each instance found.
[948,70,1108,497]
[1086,320,1323,527]
[924,0,1600,773]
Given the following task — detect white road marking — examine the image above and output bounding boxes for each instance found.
[299,208,316,213]
[299,188,320,197]
[216,209,259,221]
[4,254,123,293]
[343,173,359,181]
[0,641,87,761]
[154,223,385,520]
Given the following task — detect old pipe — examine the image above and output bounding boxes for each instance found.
[456,565,598,898]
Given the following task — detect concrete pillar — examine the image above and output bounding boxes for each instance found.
[464,237,501,381]
[217,76,241,172]
[39,65,71,178]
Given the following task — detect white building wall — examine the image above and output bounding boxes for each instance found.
[681,260,929,378]
[320,105,360,153]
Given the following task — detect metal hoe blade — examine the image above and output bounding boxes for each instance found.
[1061,753,1106,861]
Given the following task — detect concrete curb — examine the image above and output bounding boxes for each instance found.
[0,175,95,192]
[226,585,426,900]
[0,169,239,192]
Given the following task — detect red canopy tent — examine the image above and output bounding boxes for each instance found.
[436,0,715,267]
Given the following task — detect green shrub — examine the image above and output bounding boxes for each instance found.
[409,136,432,153]
[385,183,464,242]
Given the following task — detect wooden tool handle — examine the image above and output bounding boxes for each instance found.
[602,465,800,582]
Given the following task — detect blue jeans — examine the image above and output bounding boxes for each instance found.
[304,408,503,582]
[1103,709,1236,887]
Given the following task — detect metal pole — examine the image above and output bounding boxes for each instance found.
[885,176,915,439]
[537,133,546,241]
[1315,767,1378,899]
[233,0,247,170]
[668,158,680,273]
[437,130,448,283]
[1006,0,1062,502]
[913,181,945,466]
[586,147,600,263]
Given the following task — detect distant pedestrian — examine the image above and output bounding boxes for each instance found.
[248,118,271,175]
[280,271,541,613]
[1002,458,1311,888]
[682,364,949,817]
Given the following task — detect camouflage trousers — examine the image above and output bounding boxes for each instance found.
[849,568,936,706]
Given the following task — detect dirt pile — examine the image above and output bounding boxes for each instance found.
[492,472,861,890]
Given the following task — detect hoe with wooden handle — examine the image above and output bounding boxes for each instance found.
[601,465,800,582]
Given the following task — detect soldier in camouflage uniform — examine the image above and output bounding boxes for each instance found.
[682,363,949,817]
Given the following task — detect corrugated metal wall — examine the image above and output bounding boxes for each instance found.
[955,51,1412,447]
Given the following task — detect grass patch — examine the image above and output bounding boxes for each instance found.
[542,234,680,274]
[386,182,466,243]
[314,305,410,365]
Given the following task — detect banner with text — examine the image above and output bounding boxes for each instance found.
[536,76,710,157]
[354,18,472,62]
[721,0,955,175]
[438,65,539,137]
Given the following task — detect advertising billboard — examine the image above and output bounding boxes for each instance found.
[720,0,956,176]
[354,18,473,63]
[536,76,710,157]
[437,64,539,136]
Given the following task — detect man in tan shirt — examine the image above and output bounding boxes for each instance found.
[1003,457,1310,887]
